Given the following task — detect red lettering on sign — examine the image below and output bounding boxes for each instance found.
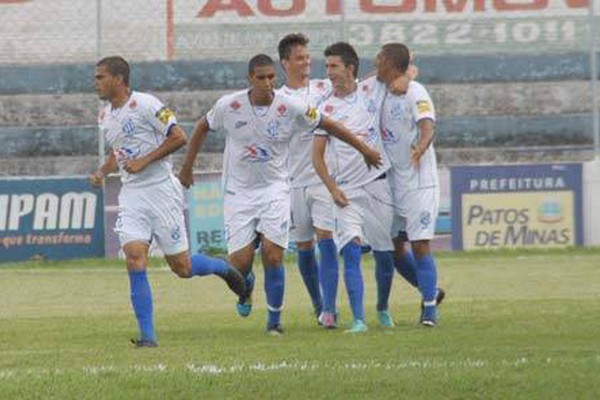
[424,0,485,12]
[257,0,305,16]
[360,0,416,13]
[197,0,253,17]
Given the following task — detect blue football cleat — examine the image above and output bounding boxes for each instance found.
[236,271,255,318]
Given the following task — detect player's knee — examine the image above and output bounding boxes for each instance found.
[125,255,147,271]
[168,260,192,278]
[263,252,283,267]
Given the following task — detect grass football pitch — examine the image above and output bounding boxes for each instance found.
[0,248,599,399]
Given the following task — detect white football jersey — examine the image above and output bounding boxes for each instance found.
[316,76,390,190]
[99,91,178,187]
[206,89,321,202]
[381,81,438,192]
[278,79,332,188]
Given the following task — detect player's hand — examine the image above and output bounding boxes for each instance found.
[331,187,349,208]
[123,157,150,174]
[363,148,383,169]
[89,170,104,187]
[388,74,410,95]
[178,168,194,188]
[410,145,423,169]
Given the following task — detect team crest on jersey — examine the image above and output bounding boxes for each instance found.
[242,144,271,163]
[417,100,432,114]
[266,120,280,139]
[129,99,138,110]
[420,211,432,229]
[324,104,334,114]
[230,100,241,111]
[316,81,326,90]
[276,104,288,117]
[122,118,136,136]
[391,103,405,119]
[381,128,399,144]
[155,107,176,124]
[362,85,369,92]
[235,120,248,129]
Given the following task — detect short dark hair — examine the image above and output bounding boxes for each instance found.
[324,42,359,78]
[278,33,309,61]
[248,54,275,74]
[379,43,410,74]
[96,56,130,86]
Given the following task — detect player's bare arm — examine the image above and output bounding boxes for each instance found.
[123,124,187,174]
[318,115,382,169]
[178,117,210,188]
[312,135,349,208]
[411,118,436,168]
[90,152,118,187]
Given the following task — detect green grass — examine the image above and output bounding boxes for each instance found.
[1,249,599,399]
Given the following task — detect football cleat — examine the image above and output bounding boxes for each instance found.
[236,271,255,318]
[421,287,446,311]
[130,338,158,348]
[420,305,437,327]
[218,266,247,298]
[318,311,338,329]
[344,319,367,334]
[266,324,284,336]
[377,310,395,328]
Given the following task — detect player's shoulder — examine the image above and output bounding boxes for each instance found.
[215,89,248,110]
[407,80,430,96]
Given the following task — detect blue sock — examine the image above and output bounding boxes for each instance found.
[128,270,155,342]
[415,254,438,302]
[318,238,339,314]
[298,248,323,315]
[395,251,419,288]
[264,265,285,327]
[374,251,395,312]
[190,253,228,276]
[342,241,364,322]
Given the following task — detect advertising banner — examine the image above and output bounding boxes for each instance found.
[0,177,105,262]
[187,173,226,253]
[451,163,583,250]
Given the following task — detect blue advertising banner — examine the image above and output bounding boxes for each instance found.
[187,173,226,253]
[451,164,583,251]
[0,177,105,262]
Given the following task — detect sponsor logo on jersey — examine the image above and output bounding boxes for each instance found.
[242,144,271,163]
[235,120,248,129]
[324,104,334,114]
[129,99,138,110]
[114,146,140,162]
[266,120,280,139]
[417,100,432,114]
[380,128,399,144]
[155,107,176,124]
[316,81,326,90]
[276,104,288,117]
[122,118,135,136]
[230,100,241,111]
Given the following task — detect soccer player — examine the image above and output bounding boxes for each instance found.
[90,56,247,348]
[178,54,382,335]
[276,33,335,324]
[313,42,396,333]
[377,43,442,326]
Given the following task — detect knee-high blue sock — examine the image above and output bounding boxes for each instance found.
[395,251,419,288]
[318,238,339,314]
[297,248,323,315]
[128,270,155,341]
[374,251,395,312]
[415,254,438,302]
[342,241,364,322]
[264,265,285,327]
[190,253,229,276]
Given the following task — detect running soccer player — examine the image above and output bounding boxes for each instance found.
[276,33,335,323]
[377,43,442,326]
[90,56,247,348]
[313,42,396,333]
[178,54,382,335]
